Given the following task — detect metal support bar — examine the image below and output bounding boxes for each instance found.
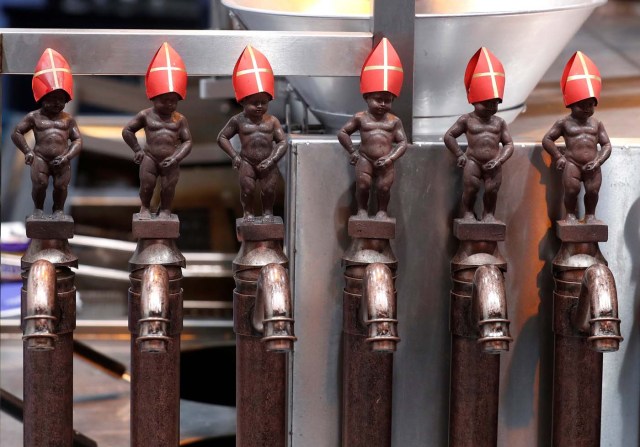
[0,29,371,76]
[373,0,415,141]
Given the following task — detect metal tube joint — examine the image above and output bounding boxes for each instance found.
[472,264,512,354]
[253,263,296,352]
[573,263,623,352]
[137,264,171,353]
[23,259,58,350]
[362,263,400,353]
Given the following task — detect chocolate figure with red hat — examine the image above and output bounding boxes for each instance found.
[217,45,287,223]
[444,47,514,223]
[542,51,611,223]
[338,38,408,219]
[12,48,82,218]
[122,42,193,219]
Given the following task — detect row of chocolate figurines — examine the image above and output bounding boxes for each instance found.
[13,39,610,226]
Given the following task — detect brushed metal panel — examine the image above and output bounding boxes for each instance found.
[287,136,639,446]
[0,29,370,76]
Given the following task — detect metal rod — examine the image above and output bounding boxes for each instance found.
[129,235,184,447]
[23,259,57,350]
[472,265,512,353]
[342,235,398,447]
[573,264,622,352]
[22,260,76,447]
[233,221,292,447]
[137,265,171,353]
[236,321,288,446]
[450,332,501,446]
[0,29,371,76]
[253,263,296,352]
[73,339,131,382]
[373,0,415,140]
[552,318,603,447]
[449,230,510,447]
[449,267,502,447]
[551,236,622,446]
[0,388,23,422]
[362,263,399,352]
[342,288,394,447]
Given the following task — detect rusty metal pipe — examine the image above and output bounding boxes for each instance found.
[449,264,505,447]
[137,264,171,353]
[23,259,57,350]
[234,219,291,447]
[129,254,184,447]
[573,264,622,352]
[253,263,296,352]
[551,236,623,447]
[22,263,76,447]
[342,236,398,447]
[449,225,508,447]
[362,263,399,353]
[472,264,512,354]
[20,191,77,447]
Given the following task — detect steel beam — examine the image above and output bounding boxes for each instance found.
[0,29,371,76]
[373,0,415,140]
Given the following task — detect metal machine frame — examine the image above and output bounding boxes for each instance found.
[1,4,638,444]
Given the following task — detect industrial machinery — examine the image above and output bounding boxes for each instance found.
[1,1,638,446]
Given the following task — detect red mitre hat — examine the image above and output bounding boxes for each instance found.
[464,47,505,104]
[360,38,403,97]
[232,45,275,103]
[32,48,73,103]
[145,42,187,100]
[560,51,601,107]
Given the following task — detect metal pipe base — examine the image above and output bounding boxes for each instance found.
[129,335,181,447]
[551,221,621,446]
[23,332,74,447]
[342,291,394,447]
[449,335,500,447]
[233,219,291,447]
[128,266,183,447]
[552,331,603,447]
[236,333,288,447]
[21,262,76,447]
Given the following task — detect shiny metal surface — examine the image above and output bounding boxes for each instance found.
[449,241,510,445]
[129,239,186,270]
[363,263,399,352]
[550,247,622,445]
[233,222,291,446]
[342,288,394,447]
[372,0,415,139]
[0,29,369,76]
[21,238,78,269]
[575,264,622,352]
[286,136,639,446]
[129,262,183,447]
[254,263,296,352]
[234,240,289,269]
[21,261,76,447]
[550,242,617,446]
[127,222,185,447]
[2,235,238,280]
[472,265,512,353]
[341,233,398,446]
[23,333,74,447]
[224,0,604,134]
[22,260,57,350]
[137,265,171,353]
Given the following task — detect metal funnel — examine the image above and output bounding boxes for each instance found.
[222,0,605,136]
